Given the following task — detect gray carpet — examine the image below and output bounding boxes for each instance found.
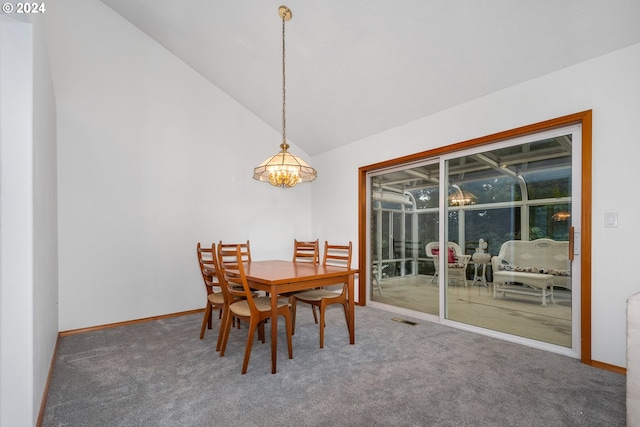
[42,306,626,426]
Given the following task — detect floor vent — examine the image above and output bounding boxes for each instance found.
[391,317,417,326]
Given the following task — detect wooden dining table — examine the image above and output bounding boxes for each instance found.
[242,260,359,374]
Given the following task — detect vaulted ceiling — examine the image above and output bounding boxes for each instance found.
[99,0,640,156]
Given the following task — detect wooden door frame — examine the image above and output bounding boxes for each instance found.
[358,110,595,366]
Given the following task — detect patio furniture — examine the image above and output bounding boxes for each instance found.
[472,252,492,287]
[491,239,570,306]
[425,241,471,286]
[372,263,386,295]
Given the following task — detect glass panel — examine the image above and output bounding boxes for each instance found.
[529,204,571,240]
[444,134,573,348]
[370,162,440,315]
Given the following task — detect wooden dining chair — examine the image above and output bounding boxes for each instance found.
[292,239,320,264]
[292,241,353,348]
[198,242,248,350]
[197,242,225,342]
[217,244,293,374]
[282,239,321,322]
[218,240,251,263]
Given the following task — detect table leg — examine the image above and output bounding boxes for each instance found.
[348,274,355,345]
[481,264,488,286]
[270,285,278,374]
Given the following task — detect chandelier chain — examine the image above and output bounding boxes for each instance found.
[252,6,317,188]
[281,16,287,145]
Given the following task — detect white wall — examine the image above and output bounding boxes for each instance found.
[44,0,313,331]
[312,42,640,368]
[0,11,58,427]
[0,16,34,427]
[31,11,59,425]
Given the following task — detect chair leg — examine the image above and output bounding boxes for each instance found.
[373,276,382,296]
[200,303,212,339]
[319,302,326,349]
[219,308,234,357]
[216,307,229,352]
[291,297,297,335]
[340,300,350,332]
[311,305,318,324]
[283,311,293,359]
[257,321,265,343]
[241,319,259,374]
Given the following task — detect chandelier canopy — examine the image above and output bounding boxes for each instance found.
[253,6,317,188]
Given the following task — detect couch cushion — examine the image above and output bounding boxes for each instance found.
[497,264,570,277]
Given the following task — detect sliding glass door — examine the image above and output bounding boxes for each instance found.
[370,161,440,316]
[366,123,581,357]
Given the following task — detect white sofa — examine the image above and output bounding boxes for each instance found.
[491,239,571,306]
[628,291,640,426]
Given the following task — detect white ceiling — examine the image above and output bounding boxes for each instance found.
[98,0,640,156]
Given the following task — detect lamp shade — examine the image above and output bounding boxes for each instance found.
[253,143,317,188]
[448,190,478,206]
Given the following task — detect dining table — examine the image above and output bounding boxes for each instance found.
[242,260,359,374]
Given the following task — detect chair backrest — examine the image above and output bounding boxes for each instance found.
[322,241,352,268]
[216,243,257,310]
[425,241,463,264]
[199,242,230,299]
[292,239,320,264]
[217,240,251,263]
[197,242,219,295]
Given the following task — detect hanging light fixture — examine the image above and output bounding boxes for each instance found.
[448,185,478,206]
[552,211,571,221]
[253,5,317,188]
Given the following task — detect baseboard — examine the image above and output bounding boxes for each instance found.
[36,334,60,427]
[37,309,205,425]
[590,359,627,375]
[59,309,205,337]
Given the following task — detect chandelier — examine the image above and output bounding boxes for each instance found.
[253,6,317,188]
[552,211,571,221]
[448,185,478,206]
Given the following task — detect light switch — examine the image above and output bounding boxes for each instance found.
[605,212,618,228]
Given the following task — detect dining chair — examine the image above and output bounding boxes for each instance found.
[282,239,321,322]
[218,240,251,262]
[291,241,353,348]
[217,244,293,374]
[197,242,225,342]
[292,239,320,264]
[218,240,262,297]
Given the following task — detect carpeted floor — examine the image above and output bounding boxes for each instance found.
[42,305,625,426]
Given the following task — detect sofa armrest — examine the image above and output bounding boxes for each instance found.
[491,255,506,270]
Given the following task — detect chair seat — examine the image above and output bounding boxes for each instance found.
[207,292,225,305]
[230,296,289,317]
[294,289,341,302]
